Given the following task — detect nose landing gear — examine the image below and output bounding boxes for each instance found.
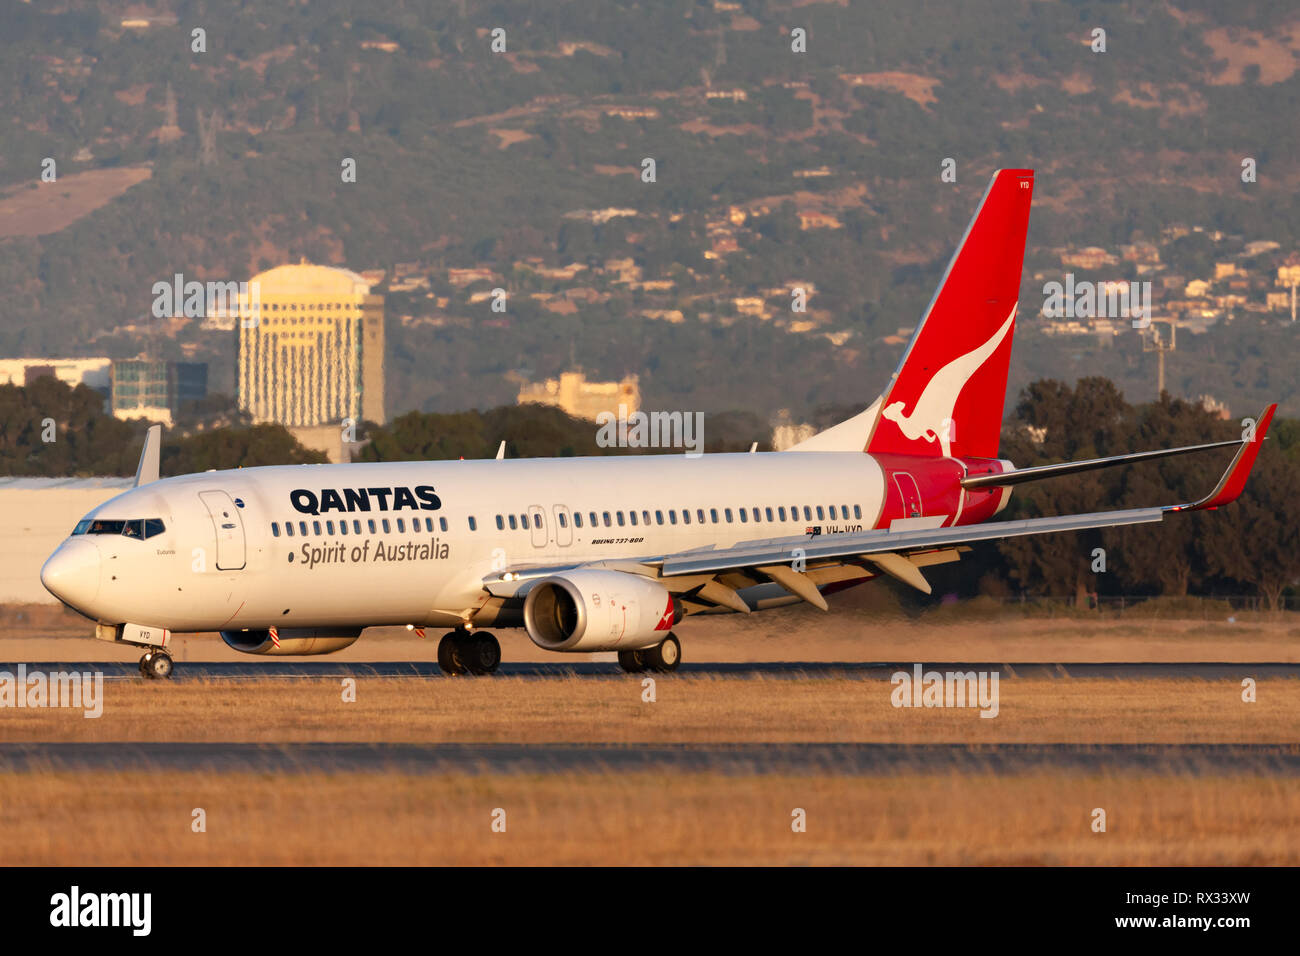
[437,629,501,676]
[139,650,174,680]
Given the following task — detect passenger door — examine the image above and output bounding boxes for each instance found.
[198,490,247,570]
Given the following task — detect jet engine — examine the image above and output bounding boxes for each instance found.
[522,569,681,652]
[220,627,362,656]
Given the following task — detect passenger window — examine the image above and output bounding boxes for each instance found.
[396,518,405,532]
[841,503,849,518]
[299,521,308,536]
[829,506,837,520]
[778,507,786,521]
[616,511,625,527]
[656,510,664,525]
[272,522,280,538]
[710,509,718,523]
[285,523,294,537]
[439,517,447,532]
[724,508,733,523]
[382,519,391,533]
[739,509,747,523]
[326,520,335,534]
[496,515,504,530]
[354,520,362,534]
[558,512,568,528]
[669,510,678,525]
[574,513,583,528]
[854,504,862,519]
[508,515,517,530]
[519,513,528,528]
[816,506,824,520]
[803,506,812,521]
[752,508,761,522]
[468,517,477,531]
[679,509,687,525]
[590,512,598,527]
[642,510,650,525]
[602,512,611,527]
[368,519,377,534]
[340,521,348,536]
[629,511,638,526]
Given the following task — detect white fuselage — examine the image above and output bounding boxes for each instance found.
[42,452,893,633]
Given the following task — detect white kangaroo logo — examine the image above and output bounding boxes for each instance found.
[881,306,1016,457]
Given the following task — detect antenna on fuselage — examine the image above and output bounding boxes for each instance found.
[495,441,507,460]
[134,423,162,487]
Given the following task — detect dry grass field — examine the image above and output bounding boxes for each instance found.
[3,604,1295,865]
[1,676,1293,744]
[1,770,1294,866]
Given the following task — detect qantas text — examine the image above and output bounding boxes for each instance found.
[290,485,441,516]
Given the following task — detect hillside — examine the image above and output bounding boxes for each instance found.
[2,0,1299,420]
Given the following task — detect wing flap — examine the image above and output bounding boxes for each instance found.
[659,507,1165,577]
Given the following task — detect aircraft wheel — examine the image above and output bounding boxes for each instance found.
[146,651,174,680]
[645,634,682,673]
[617,649,647,673]
[464,632,501,675]
[437,632,467,676]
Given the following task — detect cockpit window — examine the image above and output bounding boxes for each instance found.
[73,518,165,539]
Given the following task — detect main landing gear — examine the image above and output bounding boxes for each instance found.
[139,649,174,680]
[437,629,501,676]
[618,633,681,674]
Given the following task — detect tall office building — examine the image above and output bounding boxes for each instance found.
[111,359,208,425]
[237,262,385,428]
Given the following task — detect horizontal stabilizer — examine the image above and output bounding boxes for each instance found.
[962,438,1243,490]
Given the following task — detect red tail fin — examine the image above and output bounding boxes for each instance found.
[865,169,1034,459]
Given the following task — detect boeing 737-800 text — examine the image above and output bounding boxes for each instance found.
[41,169,1275,678]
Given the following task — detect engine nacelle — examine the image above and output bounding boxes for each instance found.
[522,570,680,652]
[220,627,362,656]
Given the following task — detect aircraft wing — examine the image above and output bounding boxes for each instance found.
[483,405,1274,609]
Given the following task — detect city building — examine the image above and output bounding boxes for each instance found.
[236,261,385,430]
[517,371,640,422]
[0,358,111,392]
[110,359,208,426]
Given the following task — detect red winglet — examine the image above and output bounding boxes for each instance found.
[1170,404,1276,512]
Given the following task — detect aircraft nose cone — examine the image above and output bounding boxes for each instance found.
[41,538,102,611]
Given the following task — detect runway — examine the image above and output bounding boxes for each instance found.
[2,742,1298,775]
[3,661,1296,681]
